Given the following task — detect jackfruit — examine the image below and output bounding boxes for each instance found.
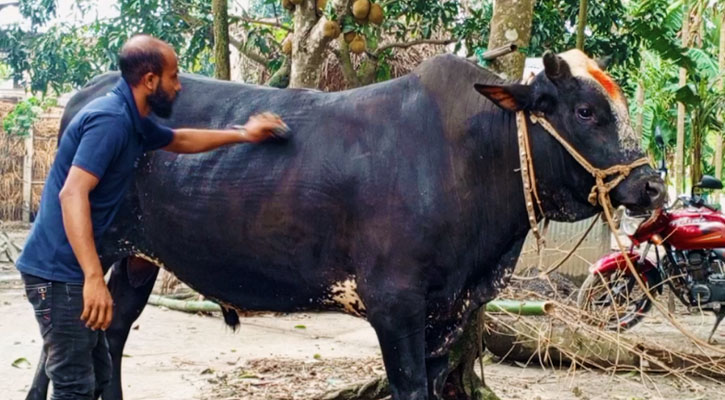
[368,3,383,25]
[352,0,370,19]
[323,21,341,38]
[350,35,366,54]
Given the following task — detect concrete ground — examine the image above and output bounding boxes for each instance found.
[2,228,725,399]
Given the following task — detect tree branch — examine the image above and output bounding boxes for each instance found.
[265,58,291,88]
[229,36,270,68]
[336,38,361,88]
[172,0,208,28]
[375,38,456,54]
[229,15,292,32]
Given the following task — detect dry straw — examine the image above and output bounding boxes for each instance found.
[496,218,725,397]
[0,101,59,222]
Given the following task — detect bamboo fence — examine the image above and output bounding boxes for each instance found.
[0,101,60,222]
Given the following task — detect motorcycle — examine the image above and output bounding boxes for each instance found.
[577,129,725,342]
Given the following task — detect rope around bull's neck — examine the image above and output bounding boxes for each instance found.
[514,109,648,280]
[514,109,725,354]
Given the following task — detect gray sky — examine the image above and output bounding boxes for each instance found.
[0,0,252,28]
[1,1,118,29]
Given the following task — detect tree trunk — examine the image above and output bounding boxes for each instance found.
[691,125,703,187]
[212,0,231,80]
[634,80,644,138]
[290,0,324,88]
[575,0,589,50]
[486,0,535,79]
[287,0,353,88]
[675,2,691,193]
[715,9,725,203]
[689,4,704,188]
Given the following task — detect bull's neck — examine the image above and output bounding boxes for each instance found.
[524,116,600,222]
[463,108,533,252]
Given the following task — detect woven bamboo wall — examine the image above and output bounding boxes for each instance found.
[0,101,60,222]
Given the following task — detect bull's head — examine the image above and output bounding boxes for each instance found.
[474,49,665,220]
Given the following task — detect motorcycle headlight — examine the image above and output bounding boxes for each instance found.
[620,210,648,236]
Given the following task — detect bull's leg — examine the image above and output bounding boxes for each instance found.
[101,257,159,400]
[367,291,428,400]
[425,354,450,399]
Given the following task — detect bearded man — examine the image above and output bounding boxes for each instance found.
[16,35,286,399]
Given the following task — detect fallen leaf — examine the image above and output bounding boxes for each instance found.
[12,357,31,369]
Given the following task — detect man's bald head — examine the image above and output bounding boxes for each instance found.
[119,35,175,86]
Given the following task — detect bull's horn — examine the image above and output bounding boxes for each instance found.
[543,51,571,82]
[543,51,561,79]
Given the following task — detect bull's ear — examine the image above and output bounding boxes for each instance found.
[474,83,531,112]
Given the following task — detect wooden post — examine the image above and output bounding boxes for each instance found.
[675,2,690,194]
[22,127,33,222]
[576,0,589,50]
[715,9,725,204]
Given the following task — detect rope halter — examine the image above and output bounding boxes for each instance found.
[515,110,650,251]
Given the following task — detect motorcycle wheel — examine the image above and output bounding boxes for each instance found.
[576,268,657,331]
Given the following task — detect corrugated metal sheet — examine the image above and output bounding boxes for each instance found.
[515,216,611,281]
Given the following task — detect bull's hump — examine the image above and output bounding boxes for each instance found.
[411,54,504,139]
[413,54,503,88]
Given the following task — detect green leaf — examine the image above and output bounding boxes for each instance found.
[294,324,306,329]
[686,48,719,79]
[675,84,700,106]
[11,357,31,369]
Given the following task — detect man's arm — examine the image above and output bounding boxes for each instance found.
[163,113,287,154]
[59,166,113,331]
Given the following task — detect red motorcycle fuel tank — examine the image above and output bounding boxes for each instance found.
[664,207,725,249]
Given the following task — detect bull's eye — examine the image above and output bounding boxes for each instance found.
[576,106,594,121]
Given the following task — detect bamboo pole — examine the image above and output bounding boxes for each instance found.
[675,1,691,194]
[576,0,589,50]
[22,127,33,223]
[715,9,725,204]
[147,294,222,313]
[486,300,554,315]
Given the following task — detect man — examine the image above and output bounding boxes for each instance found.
[16,35,287,399]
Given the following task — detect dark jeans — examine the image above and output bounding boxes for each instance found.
[22,273,112,400]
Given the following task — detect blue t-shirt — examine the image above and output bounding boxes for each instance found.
[16,78,174,283]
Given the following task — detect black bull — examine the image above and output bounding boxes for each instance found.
[38,54,662,399]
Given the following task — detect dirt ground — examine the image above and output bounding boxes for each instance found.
[2,228,725,400]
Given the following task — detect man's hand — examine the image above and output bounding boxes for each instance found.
[165,113,290,153]
[81,275,113,331]
[241,112,288,143]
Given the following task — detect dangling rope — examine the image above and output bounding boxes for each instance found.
[511,108,725,354]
